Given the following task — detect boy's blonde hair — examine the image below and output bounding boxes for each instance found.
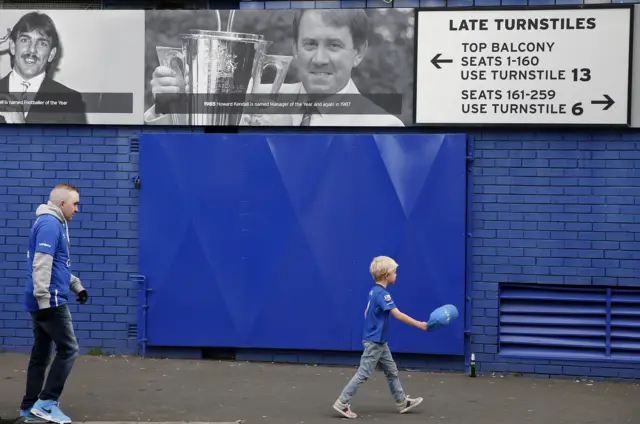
[369,256,399,281]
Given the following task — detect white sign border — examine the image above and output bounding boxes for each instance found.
[411,4,634,128]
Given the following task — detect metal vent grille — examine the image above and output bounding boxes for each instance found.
[499,284,640,362]
[611,289,640,361]
[128,323,138,338]
[129,136,140,153]
[0,0,102,9]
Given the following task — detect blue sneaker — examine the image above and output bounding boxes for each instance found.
[30,399,72,424]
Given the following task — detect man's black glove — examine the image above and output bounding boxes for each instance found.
[76,290,88,305]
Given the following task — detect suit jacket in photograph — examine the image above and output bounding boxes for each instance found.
[0,73,88,125]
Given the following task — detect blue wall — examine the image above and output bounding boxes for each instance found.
[0,126,204,356]
[2,128,638,382]
[1,0,639,382]
[137,133,467,357]
[471,133,640,381]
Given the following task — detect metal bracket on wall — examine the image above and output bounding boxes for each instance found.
[131,176,141,189]
[466,135,475,162]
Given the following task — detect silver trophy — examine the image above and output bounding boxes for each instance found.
[156,22,293,126]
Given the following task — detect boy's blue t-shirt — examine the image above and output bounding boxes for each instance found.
[362,283,397,344]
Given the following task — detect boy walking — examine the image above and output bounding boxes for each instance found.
[333,256,426,419]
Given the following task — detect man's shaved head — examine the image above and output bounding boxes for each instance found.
[49,183,80,221]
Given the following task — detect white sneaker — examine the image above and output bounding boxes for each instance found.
[397,395,423,414]
[333,399,358,419]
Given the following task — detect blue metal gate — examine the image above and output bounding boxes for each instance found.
[138,133,467,355]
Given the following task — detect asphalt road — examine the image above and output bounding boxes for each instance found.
[0,353,637,424]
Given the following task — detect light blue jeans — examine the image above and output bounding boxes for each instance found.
[339,340,405,404]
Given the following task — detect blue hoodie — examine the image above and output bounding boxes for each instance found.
[24,201,85,312]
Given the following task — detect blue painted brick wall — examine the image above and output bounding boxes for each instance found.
[2,0,640,383]
[2,126,640,383]
[0,125,203,356]
[470,133,640,381]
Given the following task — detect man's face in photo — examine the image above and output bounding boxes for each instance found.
[10,29,56,79]
[294,11,366,95]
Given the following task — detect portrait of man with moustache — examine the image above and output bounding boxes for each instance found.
[0,11,87,124]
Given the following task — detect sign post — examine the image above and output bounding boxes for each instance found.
[415,7,633,126]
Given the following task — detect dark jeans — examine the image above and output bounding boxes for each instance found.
[20,304,79,411]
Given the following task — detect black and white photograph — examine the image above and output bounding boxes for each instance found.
[143,8,415,127]
[0,10,145,126]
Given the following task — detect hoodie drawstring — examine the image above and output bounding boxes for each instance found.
[63,215,71,266]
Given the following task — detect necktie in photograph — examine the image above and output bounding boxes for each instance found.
[20,81,31,118]
[299,104,317,127]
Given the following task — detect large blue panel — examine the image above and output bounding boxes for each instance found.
[139,134,467,355]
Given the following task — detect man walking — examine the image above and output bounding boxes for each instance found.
[20,184,88,424]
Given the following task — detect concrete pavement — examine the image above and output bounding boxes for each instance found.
[0,352,637,424]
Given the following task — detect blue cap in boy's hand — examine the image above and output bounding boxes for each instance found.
[427,304,459,331]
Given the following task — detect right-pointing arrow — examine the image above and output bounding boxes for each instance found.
[590,94,614,111]
[431,53,453,69]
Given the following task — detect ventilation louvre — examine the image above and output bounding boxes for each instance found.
[129,136,140,153]
[610,289,640,361]
[499,284,640,362]
[127,323,138,339]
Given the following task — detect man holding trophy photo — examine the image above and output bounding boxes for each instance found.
[142,8,407,127]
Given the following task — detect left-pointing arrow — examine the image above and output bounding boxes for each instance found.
[431,53,453,69]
